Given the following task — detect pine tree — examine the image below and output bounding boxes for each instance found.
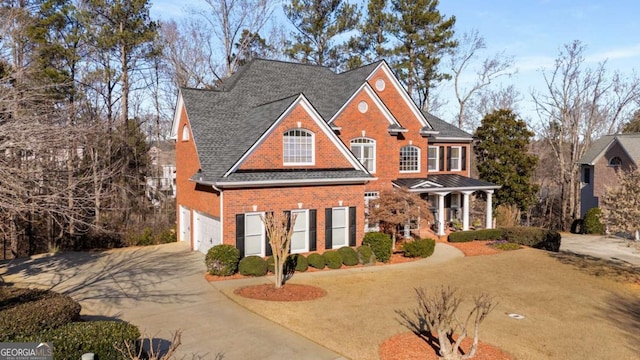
[474,109,539,212]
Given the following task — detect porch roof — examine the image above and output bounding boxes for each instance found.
[393,174,500,192]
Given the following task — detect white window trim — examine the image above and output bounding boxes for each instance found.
[350,137,376,173]
[450,146,462,171]
[290,209,309,254]
[364,192,380,232]
[428,146,439,172]
[400,145,421,173]
[244,212,265,257]
[181,125,190,141]
[283,129,315,166]
[332,207,349,249]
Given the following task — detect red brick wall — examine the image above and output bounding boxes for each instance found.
[428,143,472,177]
[222,184,365,251]
[240,102,353,170]
[175,105,221,248]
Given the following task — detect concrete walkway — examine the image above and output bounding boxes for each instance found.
[0,242,345,359]
[560,233,640,267]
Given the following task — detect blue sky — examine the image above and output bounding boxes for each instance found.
[151,0,640,123]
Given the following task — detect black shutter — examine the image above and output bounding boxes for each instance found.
[461,147,467,171]
[446,146,451,171]
[445,194,451,208]
[439,146,445,172]
[236,214,245,258]
[265,211,273,256]
[309,209,317,251]
[325,208,332,250]
[349,206,356,247]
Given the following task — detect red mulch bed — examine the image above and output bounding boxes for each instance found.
[379,332,512,360]
[234,283,327,301]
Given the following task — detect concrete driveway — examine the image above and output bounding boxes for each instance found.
[560,233,640,267]
[0,242,344,360]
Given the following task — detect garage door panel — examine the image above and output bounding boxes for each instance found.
[194,212,221,254]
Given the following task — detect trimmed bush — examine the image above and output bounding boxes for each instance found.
[362,232,393,263]
[501,227,561,252]
[29,321,140,360]
[403,238,436,258]
[0,288,81,341]
[266,256,275,273]
[238,256,268,276]
[205,244,240,276]
[323,250,343,269]
[308,253,325,269]
[583,207,604,234]
[291,254,309,272]
[448,229,504,243]
[357,245,375,265]
[337,247,359,266]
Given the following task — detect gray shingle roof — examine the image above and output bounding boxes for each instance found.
[218,169,370,184]
[422,112,473,140]
[394,174,499,191]
[578,133,640,165]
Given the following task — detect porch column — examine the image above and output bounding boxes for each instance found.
[435,192,449,236]
[485,190,494,229]
[461,191,473,231]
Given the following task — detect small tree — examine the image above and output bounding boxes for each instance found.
[405,286,496,360]
[368,188,433,248]
[261,212,297,288]
[601,169,640,240]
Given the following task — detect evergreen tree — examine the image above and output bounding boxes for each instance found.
[283,0,360,69]
[621,110,640,133]
[474,109,539,212]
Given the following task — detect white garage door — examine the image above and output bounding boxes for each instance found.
[193,211,221,254]
[179,206,191,242]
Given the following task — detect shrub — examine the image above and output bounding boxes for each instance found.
[337,247,359,266]
[501,227,561,252]
[583,207,604,234]
[357,245,375,265]
[0,288,81,341]
[157,227,177,244]
[403,238,436,258]
[448,229,504,243]
[307,253,325,269]
[266,256,275,273]
[238,256,268,276]
[362,232,393,263]
[487,240,521,251]
[129,227,154,246]
[323,250,343,269]
[29,321,140,360]
[205,244,240,276]
[289,254,308,272]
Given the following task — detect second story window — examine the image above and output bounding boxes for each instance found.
[283,129,314,165]
[449,146,462,171]
[428,146,439,171]
[351,138,376,173]
[400,145,420,173]
[609,156,622,167]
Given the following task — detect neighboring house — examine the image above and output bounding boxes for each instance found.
[578,133,640,217]
[171,59,500,254]
[147,141,176,205]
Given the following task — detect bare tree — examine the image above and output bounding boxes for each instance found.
[532,41,640,230]
[261,212,297,288]
[601,169,640,240]
[450,30,514,131]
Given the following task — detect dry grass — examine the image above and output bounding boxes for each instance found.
[220,248,640,360]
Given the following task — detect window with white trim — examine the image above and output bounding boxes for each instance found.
[400,145,420,172]
[428,146,439,171]
[283,129,314,165]
[290,209,309,253]
[351,138,376,173]
[609,156,622,166]
[331,207,348,248]
[244,212,265,256]
[450,146,461,171]
[181,125,190,141]
[364,191,380,232]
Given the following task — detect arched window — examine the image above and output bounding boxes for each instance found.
[181,125,190,141]
[283,129,314,165]
[609,156,622,166]
[400,145,420,172]
[350,138,376,172]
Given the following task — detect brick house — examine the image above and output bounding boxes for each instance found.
[171,59,500,254]
[578,133,640,217]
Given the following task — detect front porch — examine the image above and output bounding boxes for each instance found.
[393,174,501,236]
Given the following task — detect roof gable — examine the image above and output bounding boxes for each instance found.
[579,134,640,166]
[328,82,400,127]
